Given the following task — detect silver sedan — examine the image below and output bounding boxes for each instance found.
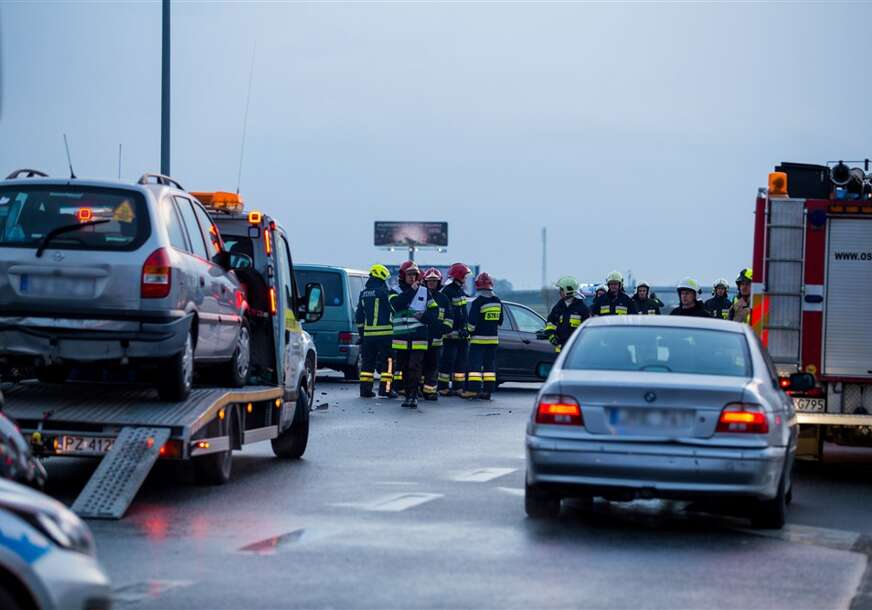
[525,315,807,529]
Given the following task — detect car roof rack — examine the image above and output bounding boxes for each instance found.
[137,173,185,191]
[5,169,50,180]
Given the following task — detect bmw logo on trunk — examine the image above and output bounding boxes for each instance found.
[644,392,657,403]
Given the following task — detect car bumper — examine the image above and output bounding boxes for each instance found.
[526,434,785,500]
[317,346,360,368]
[0,314,190,363]
[36,548,113,610]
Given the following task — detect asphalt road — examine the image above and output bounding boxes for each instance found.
[43,376,872,610]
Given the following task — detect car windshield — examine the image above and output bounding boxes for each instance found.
[295,270,344,306]
[564,325,752,377]
[0,186,149,251]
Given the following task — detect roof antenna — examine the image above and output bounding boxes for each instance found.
[236,41,256,195]
[63,134,77,179]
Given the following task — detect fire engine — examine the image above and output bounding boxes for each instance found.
[752,161,872,457]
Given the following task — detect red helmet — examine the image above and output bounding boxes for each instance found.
[474,272,494,290]
[447,262,471,282]
[423,267,443,282]
[399,260,420,277]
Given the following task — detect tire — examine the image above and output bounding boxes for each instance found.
[525,480,561,519]
[751,466,787,529]
[271,383,310,459]
[0,586,24,610]
[343,352,361,382]
[193,411,235,485]
[157,328,194,402]
[221,321,251,388]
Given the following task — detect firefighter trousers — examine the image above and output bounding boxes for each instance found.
[422,345,442,398]
[393,337,427,398]
[359,336,392,394]
[438,338,468,391]
[466,343,497,394]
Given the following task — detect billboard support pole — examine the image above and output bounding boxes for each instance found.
[406,238,415,262]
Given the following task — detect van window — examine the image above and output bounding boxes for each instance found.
[349,275,366,305]
[191,201,223,257]
[160,198,189,252]
[295,270,343,307]
[0,186,149,251]
[174,197,209,260]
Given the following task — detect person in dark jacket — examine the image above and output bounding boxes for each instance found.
[461,272,503,400]
[631,281,661,315]
[592,271,639,316]
[420,268,452,401]
[670,278,712,317]
[392,261,429,408]
[705,278,733,320]
[355,264,396,398]
[438,263,472,396]
[543,275,590,352]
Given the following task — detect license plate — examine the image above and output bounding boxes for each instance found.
[609,408,694,430]
[793,397,826,413]
[21,274,96,298]
[57,435,115,455]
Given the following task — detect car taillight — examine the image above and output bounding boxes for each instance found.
[269,287,277,315]
[141,248,172,299]
[536,394,583,426]
[338,331,353,345]
[716,403,769,434]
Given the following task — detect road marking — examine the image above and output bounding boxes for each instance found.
[333,493,443,512]
[452,468,516,482]
[114,580,194,606]
[497,486,525,496]
[238,528,339,555]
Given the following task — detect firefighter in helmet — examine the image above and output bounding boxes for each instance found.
[421,268,452,401]
[543,276,590,352]
[728,268,753,323]
[670,278,711,317]
[355,264,395,398]
[595,284,607,300]
[592,271,638,316]
[705,278,733,320]
[438,263,472,396]
[462,272,503,400]
[632,281,661,315]
[391,261,429,408]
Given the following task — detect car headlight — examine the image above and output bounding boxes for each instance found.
[5,501,96,556]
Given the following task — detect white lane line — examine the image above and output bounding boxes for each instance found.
[737,523,862,552]
[114,580,194,606]
[497,487,525,496]
[452,468,517,482]
[333,493,443,512]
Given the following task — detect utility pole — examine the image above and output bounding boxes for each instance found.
[160,0,171,176]
[541,227,547,288]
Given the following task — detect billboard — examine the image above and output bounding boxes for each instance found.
[374,221,448,248]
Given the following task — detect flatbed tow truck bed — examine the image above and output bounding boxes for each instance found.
[2,382,285,520]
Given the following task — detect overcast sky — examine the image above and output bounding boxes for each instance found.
[3,1,871,289]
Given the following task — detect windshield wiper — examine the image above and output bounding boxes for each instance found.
[35,219,110,258]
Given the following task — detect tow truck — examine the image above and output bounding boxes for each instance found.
[751,161,872,458]
[1,183,324,519]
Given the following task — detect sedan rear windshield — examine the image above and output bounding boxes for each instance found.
[564,326,751,378]
[0,186,149,251]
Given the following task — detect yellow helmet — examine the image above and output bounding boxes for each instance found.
[736,268,753,284]
[369,264,390,281]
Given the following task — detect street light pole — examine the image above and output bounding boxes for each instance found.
[160,0,171,176]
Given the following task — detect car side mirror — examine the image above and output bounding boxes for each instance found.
[788,372,815,392]
[300,282,324,323]
[536,362,553,380]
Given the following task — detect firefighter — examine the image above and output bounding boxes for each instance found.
[728,268,753,323]
[632,281,661,315]
[543,276,590,352]
[592,271,638,316]
[438,263,471,396]
[421,268,452,401]
[705,278,733,320]
[595,284,607,300]
[461,272,503,400]
[355,264,395,398]
[391,261,429,408]
[670,278,711,317]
